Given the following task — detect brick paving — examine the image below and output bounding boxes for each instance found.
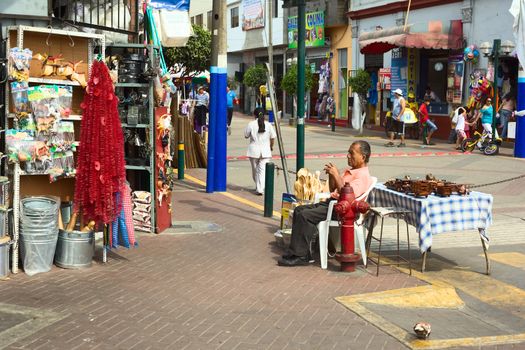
[1,117,524,349]
[0,176,426,350]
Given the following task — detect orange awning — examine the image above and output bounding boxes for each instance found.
[359,20,463,54]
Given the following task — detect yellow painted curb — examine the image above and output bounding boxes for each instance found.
[481,252,525,270]
[336,253,525,349]
[181,173,281,219]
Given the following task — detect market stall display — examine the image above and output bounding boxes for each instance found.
[4,26,105,274]
[368,183,492,274]
[293,168,327,202]
[384,174,469,198]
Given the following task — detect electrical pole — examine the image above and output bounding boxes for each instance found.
[207,0,228,192]
[296,0,306,171]
[268,0,273,76]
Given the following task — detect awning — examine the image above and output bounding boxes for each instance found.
[359,20,463,54]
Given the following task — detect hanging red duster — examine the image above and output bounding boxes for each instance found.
[74,60,126,224]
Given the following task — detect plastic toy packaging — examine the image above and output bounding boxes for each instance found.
[5,129,35,164]
[8,48,32,81]
[28,85,61,134]
[10,81,31,116]
[57,86,73,118]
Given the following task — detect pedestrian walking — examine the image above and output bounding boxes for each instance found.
[385,88,407,147]
[454,107,467,150]
[226,85,237,135]
[194,86,209,134]
[244,108,276,195]
[480,97,494,138]
[419,96,438,145]
[497,93,515,139]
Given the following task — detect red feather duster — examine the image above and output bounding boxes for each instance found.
[74,60,126,224]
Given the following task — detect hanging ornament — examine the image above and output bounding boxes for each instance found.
[74,60,126,224]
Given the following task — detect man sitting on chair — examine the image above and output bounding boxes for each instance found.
[278,140,373,267]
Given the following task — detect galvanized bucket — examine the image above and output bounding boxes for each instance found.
[20,234,58,276]
[54,230,94,269]
[0,240,10,278]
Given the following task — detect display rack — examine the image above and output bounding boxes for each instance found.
[106,43,156,233]
[4,25,105,273]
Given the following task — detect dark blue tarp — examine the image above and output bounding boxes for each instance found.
[149,0,190,11]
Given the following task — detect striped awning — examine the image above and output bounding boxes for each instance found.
[359,20,463,54]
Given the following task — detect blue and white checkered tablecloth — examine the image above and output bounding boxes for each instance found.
[368,183,493,253]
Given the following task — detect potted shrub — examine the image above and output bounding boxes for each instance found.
[281,63,314,124]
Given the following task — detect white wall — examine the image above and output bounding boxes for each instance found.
[350,0,404,12]
[469,0,514,68]
[352,2,464,70]
[227,0,287,53]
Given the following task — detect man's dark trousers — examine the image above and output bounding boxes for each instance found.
[288,200,337,257]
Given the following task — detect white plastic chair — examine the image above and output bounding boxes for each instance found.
[314,177,378,270]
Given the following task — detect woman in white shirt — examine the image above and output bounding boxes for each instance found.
[245,108,277,195]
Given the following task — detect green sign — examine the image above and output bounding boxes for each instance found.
[288,11,325,49]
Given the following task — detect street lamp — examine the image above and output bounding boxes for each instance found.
[479,39,516,142]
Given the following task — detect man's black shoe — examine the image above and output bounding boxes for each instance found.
[278,255,310,267]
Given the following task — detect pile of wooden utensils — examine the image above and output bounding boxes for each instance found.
[293,168,328,202]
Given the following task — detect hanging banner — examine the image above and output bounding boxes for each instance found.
[149,0,190,11]
[288,11,325,49]
[390,48,407,99]
[242,0,265,31]
[406,48,418,97]
[378,68,391,90]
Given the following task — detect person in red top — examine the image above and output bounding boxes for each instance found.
[278,140,373,267]
[419,96,438,145]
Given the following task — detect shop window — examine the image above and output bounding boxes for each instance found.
[231,7,239,28]
[207,11,212,30]
[338,48,348,118]
[427,57,447,102]
[195,14,203,27]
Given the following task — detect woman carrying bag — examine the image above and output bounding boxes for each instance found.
[245,108,277,195]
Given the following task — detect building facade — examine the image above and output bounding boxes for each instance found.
[349,0,517,137]
[226,0,350,122]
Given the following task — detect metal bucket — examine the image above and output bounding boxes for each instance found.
[54,230,94,269]
[0,241,10,278]
[20,234,58,276]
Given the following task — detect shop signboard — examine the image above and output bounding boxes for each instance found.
[390,48,407,99]
[242,0,265,31]
[407,48,418,97]
[447,55,464,104]
[288,11,325,49]
[378,68,391,90]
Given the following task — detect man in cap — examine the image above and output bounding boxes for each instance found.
[385,88,406,147]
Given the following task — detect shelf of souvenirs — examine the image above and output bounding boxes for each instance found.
[27,77,81,86]
[18,170,76,177]
[125,164,151,172]
[7,113,82,121]
[121,123,149,128]
[114,82,149,88]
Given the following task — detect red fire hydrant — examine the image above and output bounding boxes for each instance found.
[333,183,370,272]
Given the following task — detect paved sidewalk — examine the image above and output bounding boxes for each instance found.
[0,178,422,350]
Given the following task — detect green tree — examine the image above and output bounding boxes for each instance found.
[164,25,211,78]
[347,69,371,133]
[243,65,267,88]
[280,64,314,95]
[281,64,314,118]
